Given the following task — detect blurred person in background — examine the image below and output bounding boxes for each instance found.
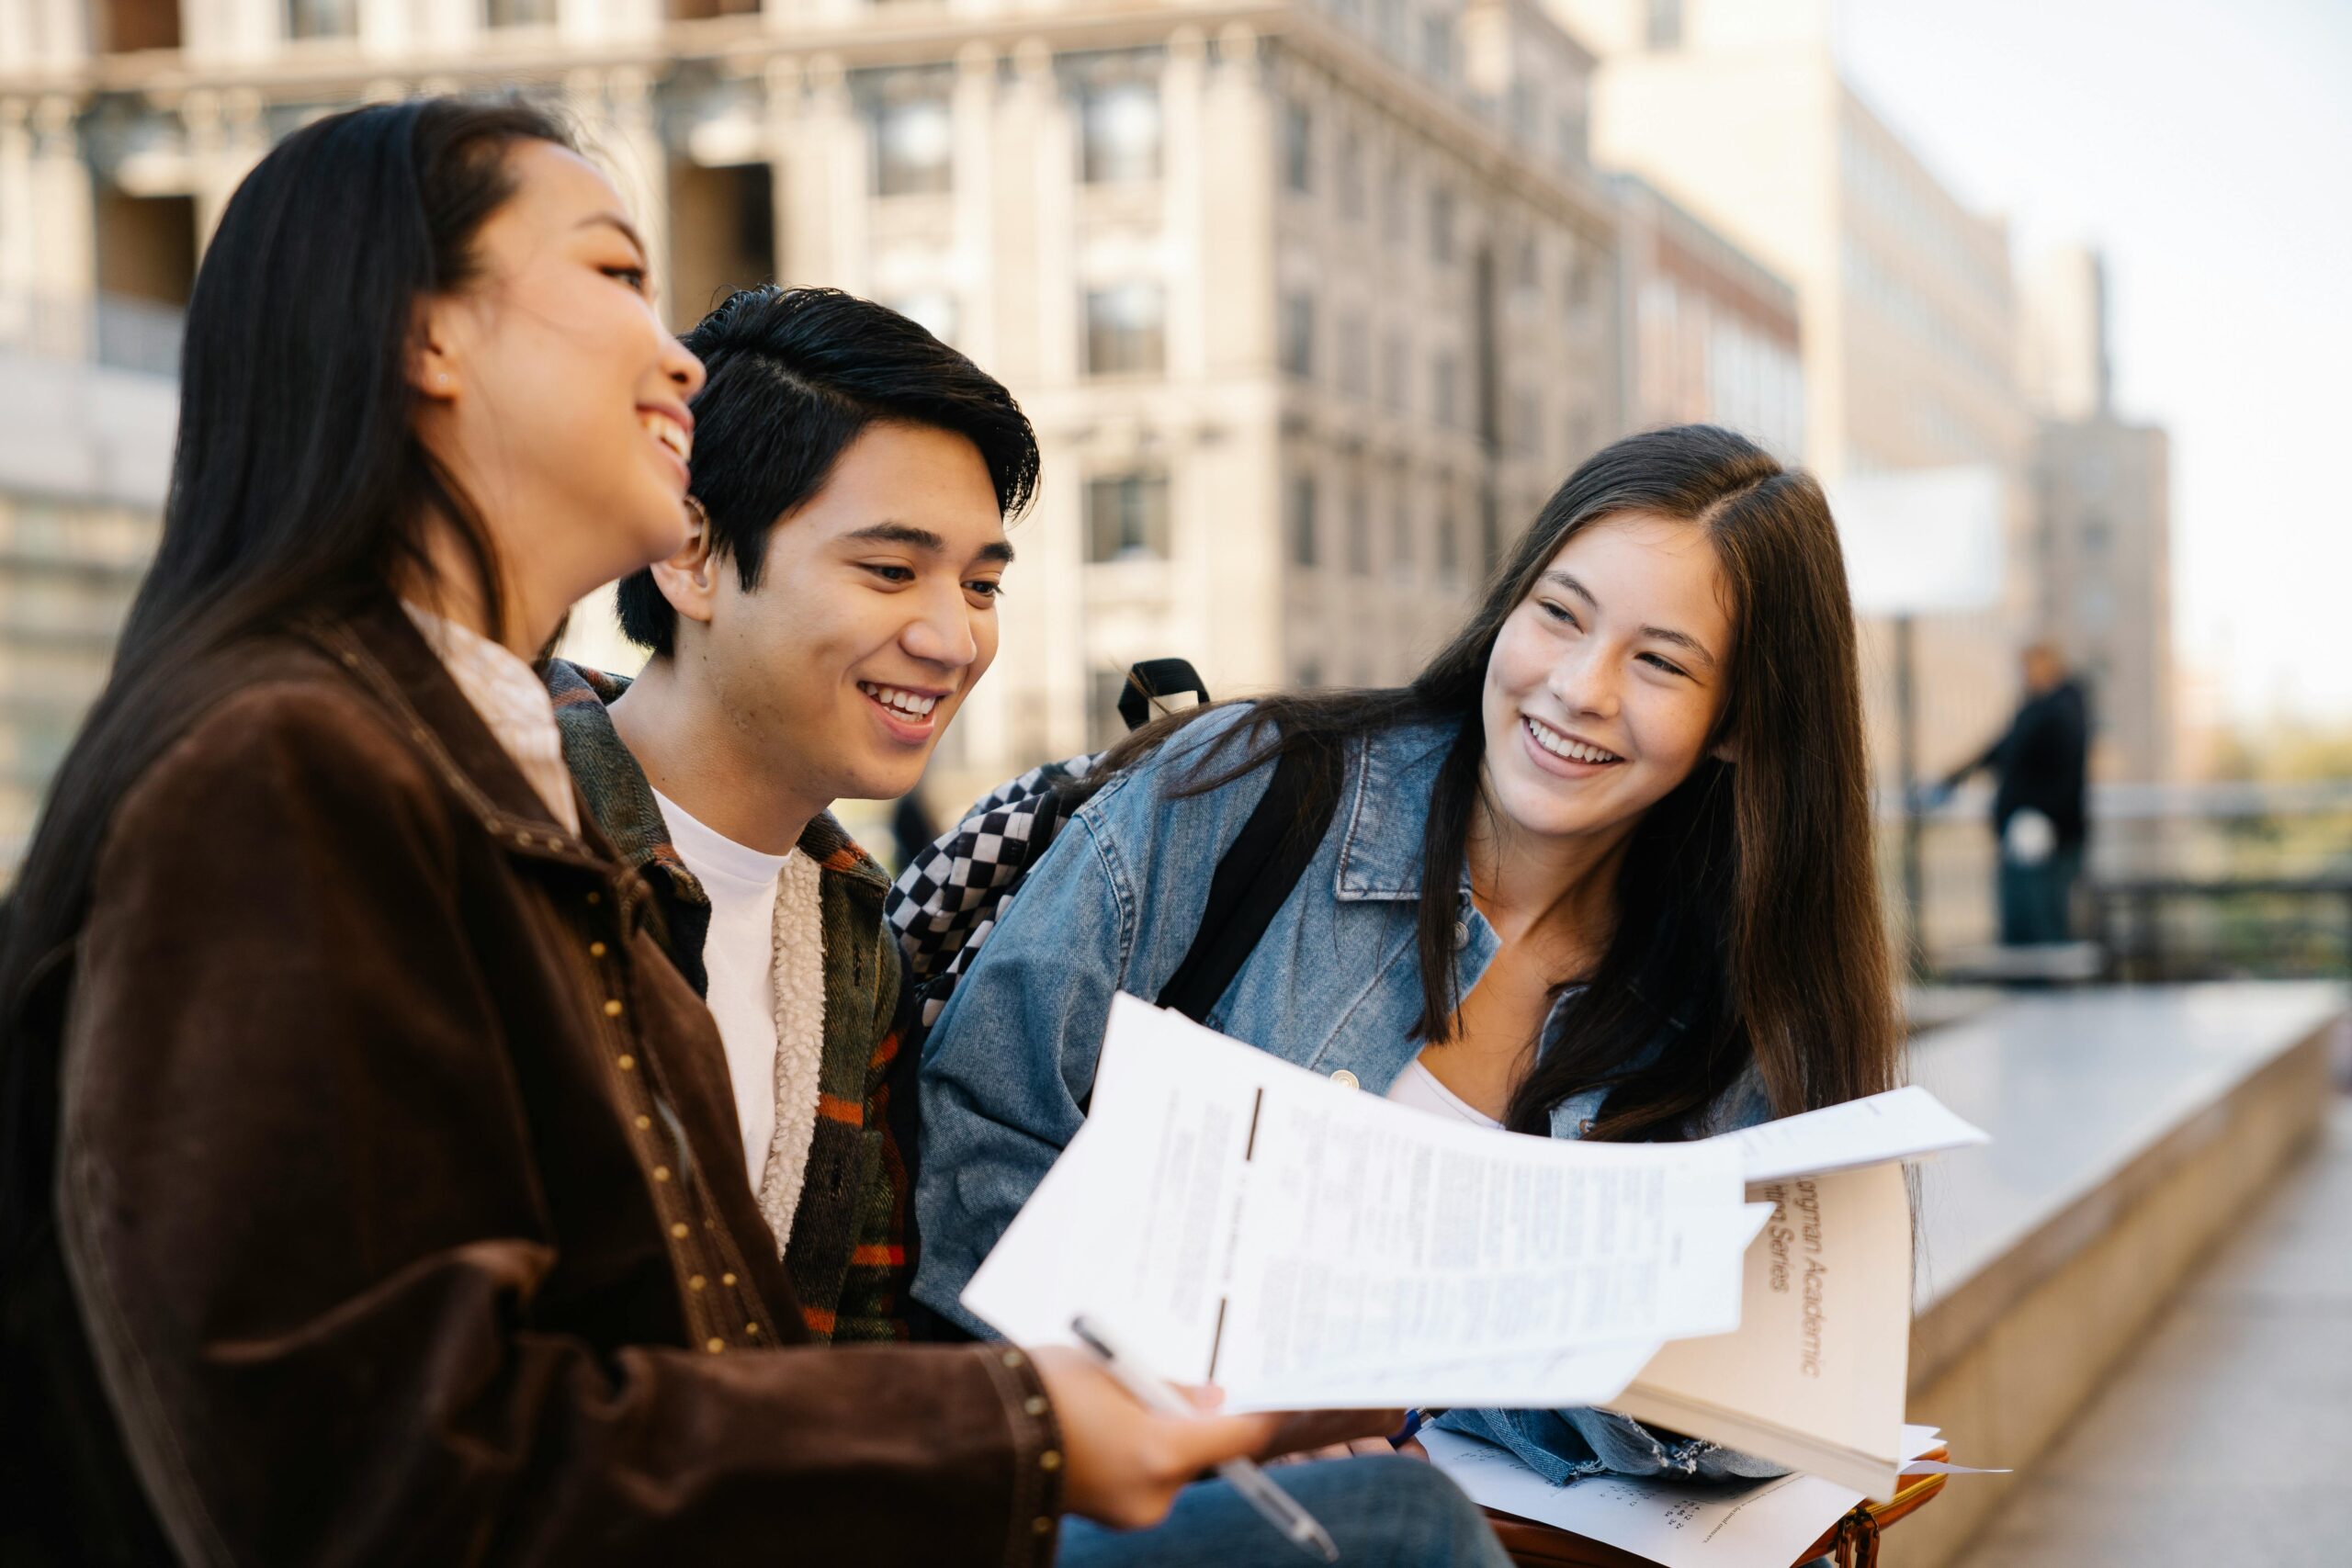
[0,98,1506,1567]
[1936,642,2091,946]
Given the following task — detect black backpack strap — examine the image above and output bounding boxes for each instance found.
[1117,659,1210,732]
[1155,746,1338,1023]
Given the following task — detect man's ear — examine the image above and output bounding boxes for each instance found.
[649,497,721,631]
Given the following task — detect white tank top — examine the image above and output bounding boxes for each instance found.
[1384,1057,1504,1130]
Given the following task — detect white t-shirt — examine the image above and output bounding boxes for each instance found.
[653,790,787,1190]
[1385,1056,1504,1130]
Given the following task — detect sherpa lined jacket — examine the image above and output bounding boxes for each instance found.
[2,597,1061,1566]
[548,659,914,1345]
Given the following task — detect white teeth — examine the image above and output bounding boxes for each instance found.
[1526,717,1619,764]
[860,682,940,718]
[640,411,691,463]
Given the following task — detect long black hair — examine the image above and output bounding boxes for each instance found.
[0,96,573,1266]
[1097,425,1898,1140]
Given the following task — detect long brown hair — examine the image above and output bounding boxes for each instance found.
[1096,424,1898,1139]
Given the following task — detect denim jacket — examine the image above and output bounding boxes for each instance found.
[916,706,1783,1484]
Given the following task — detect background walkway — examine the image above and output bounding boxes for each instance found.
[1951,1092,2352,1566]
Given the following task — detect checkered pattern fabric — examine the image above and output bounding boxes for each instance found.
[886,751,1102,1029]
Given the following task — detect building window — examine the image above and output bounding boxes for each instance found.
[1566,246,1594,311]
[1433,352,1458,428]
[1280,291,1316,379]
[1086,473,1171,562]
[1385,160,1410,247]
[1283,101,1313,194]
[1420,13,1453,80]
[1081,81,1162,184]
[1338,312,1370,400]
[1345,485,1372,577]
[1429,185,1454,265]
[1288,473,1319,568]
[1389,498,1415,584]
[484,0,557,26]
[287,0,357,38]
[1085,283,1166,376]
[1646,0,1684,51]
[1383,332,1409,413]
[1436,510,1461,586]
[1337,131,1365,222]
[97,0,183,51]
[874,92,955,197]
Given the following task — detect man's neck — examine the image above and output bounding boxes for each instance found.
[606,656,826,856]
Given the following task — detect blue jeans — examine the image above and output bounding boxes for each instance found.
[1997,845,2083,945]
[1058,1455,1512,1568]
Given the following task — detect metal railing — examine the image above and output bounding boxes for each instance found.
[1890,781,2352,982]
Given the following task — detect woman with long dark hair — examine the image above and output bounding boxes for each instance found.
[915,424,1902,1483]
[0,98,1512,1566]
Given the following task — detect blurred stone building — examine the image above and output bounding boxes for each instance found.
[2020,245,2173,785]
[1545,0,2034,793]
[6,0,1689,820]
[1610,170,1802,463]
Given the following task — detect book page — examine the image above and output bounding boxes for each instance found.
[1611,1162,1915,1495]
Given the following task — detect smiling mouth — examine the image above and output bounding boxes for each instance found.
[859,682,943,722]
[639,409,692,465]
[1525,716,1623,765]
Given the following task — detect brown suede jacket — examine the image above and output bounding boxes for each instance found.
[8,598,1062,1564]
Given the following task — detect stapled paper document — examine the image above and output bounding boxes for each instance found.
[960,995,1748,1411]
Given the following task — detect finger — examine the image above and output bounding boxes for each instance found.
[1172,1382,1228,1414]
[1162,1410,1287,1472]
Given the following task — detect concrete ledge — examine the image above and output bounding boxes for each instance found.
[1884,988,2344,1567]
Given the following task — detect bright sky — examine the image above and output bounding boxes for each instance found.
[1831,0,2352,725]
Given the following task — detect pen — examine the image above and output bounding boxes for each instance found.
[1069,1314,1340,1563]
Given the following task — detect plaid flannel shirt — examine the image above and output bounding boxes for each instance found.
[547,660,913,1344]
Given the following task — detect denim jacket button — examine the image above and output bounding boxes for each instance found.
[1329,1069,1361,1090]
[1453,919,1471,944]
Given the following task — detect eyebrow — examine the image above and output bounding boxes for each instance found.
[577,211,649,258]
[843,521,1016,566]
[1539,570,1718,670]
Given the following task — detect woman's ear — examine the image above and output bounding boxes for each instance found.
[1710,730,1737,765]
[409,299,463,404]
[650,496,721,632]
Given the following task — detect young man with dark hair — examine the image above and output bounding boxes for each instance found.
[551,285,1035,1343]
[550,287,1512,1567]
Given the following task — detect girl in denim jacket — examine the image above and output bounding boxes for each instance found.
[915,424,1901,1487]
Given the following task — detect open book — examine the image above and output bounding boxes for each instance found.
[1608,1161,1915,1498]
